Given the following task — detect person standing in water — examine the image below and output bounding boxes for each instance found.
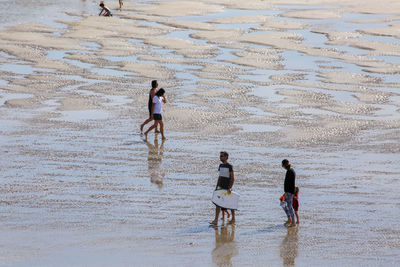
[210,151,236,226]
[144,88,167,140]
[140,80,159,134]
[282,159,296,227]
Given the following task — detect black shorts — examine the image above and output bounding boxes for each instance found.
[153,113,162,121]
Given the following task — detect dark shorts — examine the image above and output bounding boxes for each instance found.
[153,113,162,121]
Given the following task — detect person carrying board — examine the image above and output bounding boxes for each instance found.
[210,151,236,226]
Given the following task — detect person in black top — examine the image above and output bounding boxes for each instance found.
[282,159,296,227]
[210,151,235,226]
[140,80,159,134]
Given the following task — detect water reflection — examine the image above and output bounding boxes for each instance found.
[211,224,238,267]
[144,137,165,189]
[280,227,299,266]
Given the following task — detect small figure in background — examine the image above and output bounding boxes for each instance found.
[99,2,112,16]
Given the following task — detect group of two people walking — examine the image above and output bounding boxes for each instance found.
[140,80,167,140]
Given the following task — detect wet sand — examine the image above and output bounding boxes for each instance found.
[1,0,400,266]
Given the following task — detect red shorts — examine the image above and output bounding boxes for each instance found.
[292,198,299,211]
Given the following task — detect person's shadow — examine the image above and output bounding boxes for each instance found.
[280,227,299,266]
[144,137,165,189]
[211,224,238,267]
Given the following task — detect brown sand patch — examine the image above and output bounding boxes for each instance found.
[190,29,244,44]
[317,71,381,85]
[254,19,308,30]
[120,61,175,79]
[281,9,341,20]
[278,89,376,115]
[134,1,224,17]
[143,36,216,58]
[228,48,283,69]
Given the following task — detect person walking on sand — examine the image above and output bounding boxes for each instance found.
[99,2,112,16]
[282,159,296,227]
[144,88,167,140]
[119,0,123,9]
[210,151,236,226]
[140,80,159,134]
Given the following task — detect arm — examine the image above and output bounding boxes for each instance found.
[99,8,104,16]
[162,96,167,103]
[228,170,234,193]
[151,102,155,117]
[215,176,221,190]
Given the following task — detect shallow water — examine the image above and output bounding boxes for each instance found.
[1,0,400,266]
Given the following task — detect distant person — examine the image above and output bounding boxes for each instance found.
[210,151,235,226]
[119,0,123,9]
[293,186,300,224]
[140,80,159,134]
[144,88,167,140]
[280,185,300,224]
[281,159,296,227]
[99,2,112,16]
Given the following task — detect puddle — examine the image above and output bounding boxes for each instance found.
[0,63,41,75]
[103,55,139,62]
[81,42,102,50]
[0,90,34,106]
[91,67,131,78]
[47,50,95,69]
[250,85,286,102]
[0,79,9,86]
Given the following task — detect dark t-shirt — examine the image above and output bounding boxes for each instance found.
[148,88,154,112]
[284,168,296,194]
[218,163,233,189]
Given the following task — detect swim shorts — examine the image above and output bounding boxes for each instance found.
[153,113,162,121]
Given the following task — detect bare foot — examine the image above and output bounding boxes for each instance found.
[140,124,144,133]
[162,137,167,140]
[155,130,160,133]
[287,223,297,228]
[209,220,218,225]
[143,132,148,140]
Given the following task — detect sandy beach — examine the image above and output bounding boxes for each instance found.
[1,0,400,266]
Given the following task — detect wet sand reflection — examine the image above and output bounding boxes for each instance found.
[144,137,165,189]
[212,224,238,267]
[280,227,299,266]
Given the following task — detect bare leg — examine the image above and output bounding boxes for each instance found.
[229,210,235,224]
[159,120,166,140]
[140,117,153,133]
[144,121,159,139]
[295,211,300,224]
[210,206,221,225]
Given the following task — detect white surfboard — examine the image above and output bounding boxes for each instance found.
[212,189,240,210]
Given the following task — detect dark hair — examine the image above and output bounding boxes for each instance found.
[156,88,165,97]
[99,3,104,7]
[282,159,290,167]
[220,151,229,158]
[151,80,158,88]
